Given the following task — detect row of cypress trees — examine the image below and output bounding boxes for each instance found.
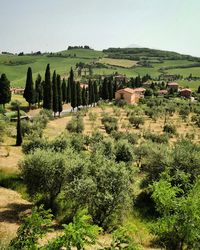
[23,65,104,114]
[24,63,150,115]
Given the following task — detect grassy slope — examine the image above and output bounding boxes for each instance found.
[1,48,200,90]
[0,49,104,87]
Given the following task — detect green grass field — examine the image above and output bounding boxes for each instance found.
[1,48,200,89]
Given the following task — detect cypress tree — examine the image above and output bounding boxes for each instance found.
[108,79,113,101]
[88,79,92,105]
[71,81,77,110]
[69,68,77,110]
[93,81,99,105]
[16,106,22,146]
[62,78,67,103]
[0,73,11,109]
[35,74,43,107]
[43,64,52,110]
[76,81,82,107]
[102,78,109,100]
[82,87,87,106]
[85,87,89,106]
[52,70,58,117]
[91,82,95,106]
[113,80,117,98]
[57,74,63,116]
[23,67,35,109]
[66,78,71,103]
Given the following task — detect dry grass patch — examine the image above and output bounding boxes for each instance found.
[99,58,138,68]
[0,187,31,246]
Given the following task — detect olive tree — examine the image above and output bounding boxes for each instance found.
[20,149,67,209]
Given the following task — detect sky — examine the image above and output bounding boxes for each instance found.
[0,0,200,56]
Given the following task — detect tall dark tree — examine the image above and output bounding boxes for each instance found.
[113,80,117,98]
[43,64,52,110]
[0,73,11,109]
[52,70,58,117]
[71,82,77,110]
[69,68,77,110]
[35,74,43,107]
[57,74,63,116]
[108,79,113,101]
[90,82,95,106]
[76,81,82,107]
[16,106,22,146]
[82,87,87,106]
[102,78,109,100]
[23,67,35,109]
[93,81,99,105]
[61,78,67,103]
[88,79,92,105]
[66,78,71,103]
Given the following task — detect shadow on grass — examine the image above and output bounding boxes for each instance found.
[0,203,32,224]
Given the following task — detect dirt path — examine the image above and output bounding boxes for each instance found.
[0,187,31,246]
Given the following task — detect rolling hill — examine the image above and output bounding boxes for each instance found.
[0,47,200,90]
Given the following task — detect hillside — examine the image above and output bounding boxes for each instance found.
[1,47,200,90]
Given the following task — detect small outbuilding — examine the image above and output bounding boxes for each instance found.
[167,82,179,91]
[180,88,192,98]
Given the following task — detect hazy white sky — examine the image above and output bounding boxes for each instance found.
[0,0,200,56]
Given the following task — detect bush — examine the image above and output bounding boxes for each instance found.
[10,100,21,111]
[10,205,53,250]
[163,123,177,135]
[20,149,66,208]
[144,132,169,144]
[111,131,139,145]
[22,136,47,154]
[114,99,127,107]
[115,140,134,163]
[129,115,144,129]
[66,114,84,133]
[101,115,118,134]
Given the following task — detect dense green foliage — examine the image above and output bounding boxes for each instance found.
[23,67,35,107]
[0,73,11,107]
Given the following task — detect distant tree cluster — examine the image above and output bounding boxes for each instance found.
[68,45,92,50]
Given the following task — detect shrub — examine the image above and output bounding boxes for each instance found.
[22,136,47,154]
[49,135,70,152]
[66,114,84,133]
[70,133,85,152]
[114,99,127,107]
[115,140,134,163]
[44,210,101,250]
[144,132,169,144]
[101,115,118,134]
[111,131,139,145]
[9,205,53,250]
[163,123,177,135]
[179,106,190,120]
[20,149,66,209]
[129,115,144,129]
[10,100,21,111]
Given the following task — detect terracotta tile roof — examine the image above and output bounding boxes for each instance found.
[180,88,192,92]
[116,88,135,94]
[167,82,179,86]
[134,88,146,92]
